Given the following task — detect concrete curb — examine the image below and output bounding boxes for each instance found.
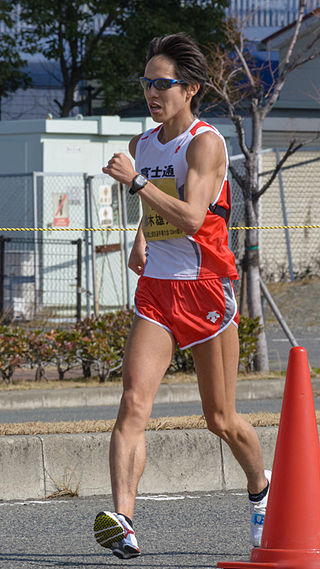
[1,378,320,410]
[4,377,320,410]
[0,427,281,501]
[1,379,319,501]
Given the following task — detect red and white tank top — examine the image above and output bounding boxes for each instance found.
[135,118,238,281]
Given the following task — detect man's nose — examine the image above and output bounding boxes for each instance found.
[148,84,159,96]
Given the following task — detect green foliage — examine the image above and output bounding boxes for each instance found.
[0,3,31,99]
[24,329,52,381]
[169,315,262,374]
[238,315,262,373]
[169,346,194,373]
[13,0,229,116]
[75,310,134,383]
[0,311,262,383]
[100,0,230,114]
[0,326,27,384]
[45,329,79,380]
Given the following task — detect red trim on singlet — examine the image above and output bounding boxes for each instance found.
[141,124,162,141]
[190,121,216,136]
[151,125,162,134]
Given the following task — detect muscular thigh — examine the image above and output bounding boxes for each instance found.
[122,315,176,404]
[192,323,239,416]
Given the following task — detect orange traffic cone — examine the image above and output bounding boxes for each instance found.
[217,346,320,568]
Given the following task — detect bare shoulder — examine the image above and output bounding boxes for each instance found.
[129,134,143,159]
[187,130,225,168]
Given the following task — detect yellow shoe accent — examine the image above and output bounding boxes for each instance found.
[94,511,125,549]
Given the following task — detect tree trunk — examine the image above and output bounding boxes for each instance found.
[246,253,269,371]
[241,114,270,372]
[243,161,269,370]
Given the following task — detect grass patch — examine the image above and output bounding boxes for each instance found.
[2,411,320,436]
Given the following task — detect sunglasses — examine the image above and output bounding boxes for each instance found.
[139,77,185,91]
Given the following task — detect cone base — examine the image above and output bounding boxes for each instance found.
[217,561,276,568]
[217,547,320,568]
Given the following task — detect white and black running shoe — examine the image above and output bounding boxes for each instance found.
[94,511,141,559]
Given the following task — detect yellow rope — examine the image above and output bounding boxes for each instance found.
[0,225,320,232]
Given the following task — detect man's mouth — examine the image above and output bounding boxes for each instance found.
[149,102,162,112]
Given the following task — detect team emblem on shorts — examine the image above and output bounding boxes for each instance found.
[206,311,220,323]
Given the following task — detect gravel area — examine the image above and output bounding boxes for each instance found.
[263,277,320,333]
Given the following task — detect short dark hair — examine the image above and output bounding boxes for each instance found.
[146,33,207,116]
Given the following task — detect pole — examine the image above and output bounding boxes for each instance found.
[83,174,91,318]
[33,172,41,316]
[120,184,131,308]
[0,236,5,318]
[259,276,298,347]
[87,176,98,316]
[72,239,82,321]
[0,236,10,319]
[118,183,126,309]
[275,149,295,282]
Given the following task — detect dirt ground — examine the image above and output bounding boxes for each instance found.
[262,276,320,333]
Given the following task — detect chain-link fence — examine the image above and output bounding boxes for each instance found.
[0,147,319,324]
[229,149,320,282]
[0,236,82,324]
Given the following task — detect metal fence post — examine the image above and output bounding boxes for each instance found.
[32,172,41,317]
[83,173,91,318]
[0,236,10,318]
[118,183,127,310]
[120,184,131,309]
[275,149,295,282]
[71,238,82,321]
[88,176,98,316]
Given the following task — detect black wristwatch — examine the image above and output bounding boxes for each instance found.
[129,174,148,195]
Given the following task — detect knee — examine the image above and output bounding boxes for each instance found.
[206,411,237,442]
[118,389,152,428]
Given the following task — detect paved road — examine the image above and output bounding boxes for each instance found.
[0,491,252,569]
[3,396,320,424]
[266,332,320,371]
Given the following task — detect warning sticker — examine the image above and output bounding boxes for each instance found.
[53,193,70,227]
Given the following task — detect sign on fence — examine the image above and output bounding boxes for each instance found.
[53,193,70,227]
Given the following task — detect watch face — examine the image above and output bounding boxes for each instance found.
[134,175,147,190]
[136,175,146,186]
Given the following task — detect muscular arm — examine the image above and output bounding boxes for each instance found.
[128,134,147,274]
[103,131,226,236]
[137,131,226,234]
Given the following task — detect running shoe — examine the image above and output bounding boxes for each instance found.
[249,470,272,547]
[94,511,141,559]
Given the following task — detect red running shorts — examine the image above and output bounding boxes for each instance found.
[134,276,239,349]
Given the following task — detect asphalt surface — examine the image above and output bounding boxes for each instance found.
[0,491,252,569]
[1,395,320,424]
[266,331,320,371]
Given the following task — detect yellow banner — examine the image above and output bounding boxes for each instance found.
[142,178,186,241]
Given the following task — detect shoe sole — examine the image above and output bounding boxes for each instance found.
[94,511,125,549]
[112,545,141,560]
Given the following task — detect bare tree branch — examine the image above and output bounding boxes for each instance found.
[282,0,307,69]
[228,163,245,188]
[253,132,320,201]
[234,43,256,89]
[262,0,308,117]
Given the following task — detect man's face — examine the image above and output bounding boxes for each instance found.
[143,55,192,123]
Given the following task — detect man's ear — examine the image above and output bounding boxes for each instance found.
[188,83,200,97]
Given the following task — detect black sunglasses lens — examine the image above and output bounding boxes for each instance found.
[154,79,172,90]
